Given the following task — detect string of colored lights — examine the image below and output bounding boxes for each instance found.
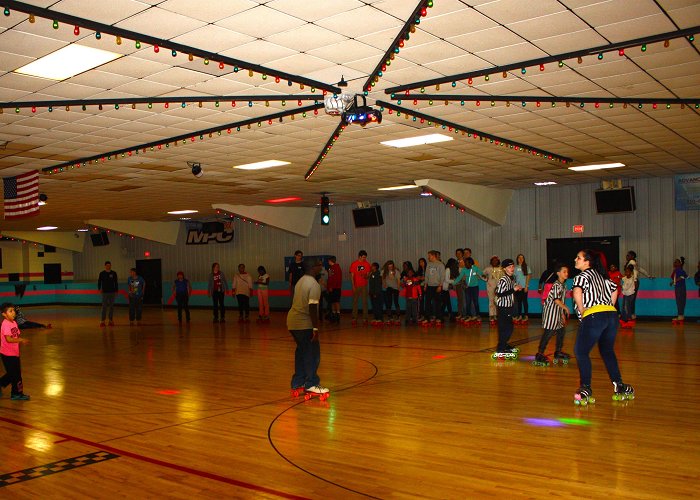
[304,121,347,180]
[375,100,573,164]
[362,0,434,94]
[384,25,699,94]
[398,95,700,110]
[0,95,326,113]
[42,103,325,175]
[1,0,340,94]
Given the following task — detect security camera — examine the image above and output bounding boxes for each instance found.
[188,161,203,178]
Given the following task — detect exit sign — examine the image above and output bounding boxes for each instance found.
[573,225,584,233]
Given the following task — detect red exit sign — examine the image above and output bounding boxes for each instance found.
[573,225,584,233]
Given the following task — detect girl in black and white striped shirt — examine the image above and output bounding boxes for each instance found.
[572,249,634,405]
[533,264,570,365]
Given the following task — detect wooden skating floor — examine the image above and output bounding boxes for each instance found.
[1,306,698,498]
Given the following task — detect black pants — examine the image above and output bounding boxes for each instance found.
[371,292,384,321]
[538,328,565,354]
[424,286,442,320]
[497,305,515,351]
[0,354,23,396]
[515,289,528,316]
[384,288,400,316]
[176,292,190,321]
[237,294,250,318]
[212,290,225,320]
[466,286,480,317]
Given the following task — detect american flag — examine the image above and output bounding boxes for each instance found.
[3,170,40,219]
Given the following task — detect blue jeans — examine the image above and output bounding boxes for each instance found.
[129,296,143,321]
[621,295,633,321]
[290,329,320,389]
[574,311,622,387]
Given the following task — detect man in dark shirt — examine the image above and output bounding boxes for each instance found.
[98,261,119,327]
[288,250,305,300]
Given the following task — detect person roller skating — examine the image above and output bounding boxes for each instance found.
[534,263,571,366]
[572,249,635,404]
[492,259,523,360]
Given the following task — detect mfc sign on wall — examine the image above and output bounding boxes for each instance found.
[186,221,234,245]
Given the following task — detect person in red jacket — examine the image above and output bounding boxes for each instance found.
[349,250,370,325]
[327,256,342,323]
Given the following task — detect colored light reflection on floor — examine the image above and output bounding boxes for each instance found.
[432,355,446,359]
[524,417,592,427]
[157,389,181,395]
[520,355,535,361]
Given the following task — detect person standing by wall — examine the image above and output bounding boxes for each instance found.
[624,250,654,320]
[327,256,342,324]
[127,268,145,326]
[382,260,401,324]
[454,249,465,320]
[670,257,688,324]
[232,264,254,323]
[483,256,503,326]
[349,250,370,326]
[256,266,270,323]
[172,271,191,323]
[98,261,119,327]
[207,262,228,323]
[421,250,445,326]
[288,250,305,301]
[513,254,532,323]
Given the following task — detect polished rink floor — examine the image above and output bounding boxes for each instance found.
[0,306,698,498]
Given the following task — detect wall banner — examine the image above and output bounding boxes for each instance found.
[675,173,700,211]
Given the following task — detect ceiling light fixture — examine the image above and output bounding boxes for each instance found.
[37,226,58,231]
[76,228,89,232]
[381,133,453,148]
[15,45,122,81]
[568,162,625,172]
[378,185,418,191]
[188,161,203,177]
[233,160,290,170]
[167,210,199,215]
[534,181,557,186]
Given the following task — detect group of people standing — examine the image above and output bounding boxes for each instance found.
[206,262,269,323]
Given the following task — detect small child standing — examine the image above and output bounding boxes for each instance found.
[172,271,192,323]
[402,269,422,325]
[256,266,270,322]
[368,262,384,325]
[608,264,622,312]
[232,264,254,322]
[534,264,570,365]
[670,257,688,324]
[620,266,636,327]
[0,303,30,400]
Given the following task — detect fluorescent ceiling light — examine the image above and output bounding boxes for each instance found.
[378,185,418,191]
[37,226,58,231]
[381,134,453,148]
[534,181,557,186]
[568,162,625,172]
[233,160,290,170]
[167,210,198,215]
[15,45,122,81]
[76,228,89,232]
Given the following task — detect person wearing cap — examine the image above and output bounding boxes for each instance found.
[495,259,523,355]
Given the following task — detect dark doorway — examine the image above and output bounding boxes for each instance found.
[44,263,62,284]
[546,236,620,277]
[135,259,162,305]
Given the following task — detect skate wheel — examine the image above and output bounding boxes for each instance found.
[562,359,568,365]
[491,353,497,360]
[304,394,311,401]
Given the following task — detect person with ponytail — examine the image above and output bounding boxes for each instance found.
[571,249,634,405]
[670,257,688,325]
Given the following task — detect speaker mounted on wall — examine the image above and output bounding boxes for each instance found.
[595,187,636,214]
[352,206,384,228]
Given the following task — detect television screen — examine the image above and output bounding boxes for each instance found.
[352,206,384,228]
[595,187,636,214]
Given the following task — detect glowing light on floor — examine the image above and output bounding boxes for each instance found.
[432,355,446,359]
[157,389,181,395]
[524,418,565,427]
[559,418,591,426]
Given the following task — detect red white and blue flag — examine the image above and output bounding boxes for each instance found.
[3,170,40,219]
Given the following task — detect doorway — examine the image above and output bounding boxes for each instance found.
[135,259,162,305]
[546,236,620,277]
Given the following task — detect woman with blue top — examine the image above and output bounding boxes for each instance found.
[513,254,532,324]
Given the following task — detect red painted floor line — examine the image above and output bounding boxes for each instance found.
[0,416,310,500]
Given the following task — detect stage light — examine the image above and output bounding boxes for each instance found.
[188,161,203,177]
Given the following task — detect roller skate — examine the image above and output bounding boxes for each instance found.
[351,318,358,326]
[553,351,570,365]
[512,315,521,324]
[671,316,684,325]
[238,316,244,323]
[290,386,305,398]
[304,385,330,401]
[435,319,443,328]
[489,316,497,327]
[492,344,519,360]
[392,316,401,326]
[520,315,529,325]
[362,319,369,327]
[532,352,550,366]
[573,385,595,406]
[612,381,635,401]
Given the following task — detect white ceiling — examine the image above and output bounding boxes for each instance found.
[1,0,699,231]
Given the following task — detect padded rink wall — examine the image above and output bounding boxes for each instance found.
[1,279,697,319]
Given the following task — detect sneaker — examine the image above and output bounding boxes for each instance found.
[11,393,30,401]
[305,385,329,394]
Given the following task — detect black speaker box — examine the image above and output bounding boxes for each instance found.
[352,206,384,228]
